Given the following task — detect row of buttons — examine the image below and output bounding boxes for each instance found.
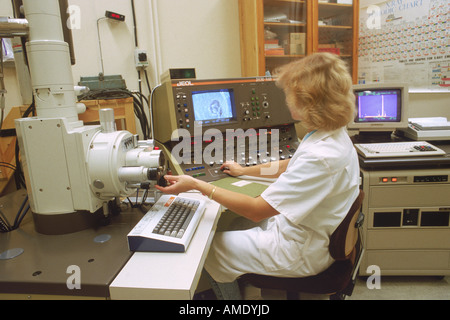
[240,100,269,108]
[185,166,205,172]
[241,89,269,121]
[185,152,294,171]
[191,172,206,178]
[176,93,191,128]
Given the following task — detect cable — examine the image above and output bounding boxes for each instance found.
[13,204,30,230]
[96,17,108,75]
[0,209,11,233]
[14,141,26,189]
[144,69,152,93]
[0,162,16,170]
[130,91,150,138]
[0,162,18,194]
[126,186,152,213]
[131,0,139,47]
[78,88,151,139]
[0,164,16,179]
[14,99,35,190]
[143,70,155,139]
[0,38,7,131]
[149,84,161,140]
[0,194,30,233]
[132,96,149,139]
[129,0,147,129]
[130,0,156,141]
[137,70,143,106]
[12,193,28,228]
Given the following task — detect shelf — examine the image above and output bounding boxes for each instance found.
[265,54,306,58]
[264,0,306,5]
[318,25,352,30]
[318,2,353,18]
[264,22,306,27]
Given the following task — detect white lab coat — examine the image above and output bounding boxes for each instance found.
[204,127,360,283]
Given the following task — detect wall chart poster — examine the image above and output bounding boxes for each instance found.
[359,0,449,92]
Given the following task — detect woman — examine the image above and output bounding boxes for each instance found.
[155,53,360,299]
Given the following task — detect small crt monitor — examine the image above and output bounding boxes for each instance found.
[192,89,236,126]
[348,83,409,132]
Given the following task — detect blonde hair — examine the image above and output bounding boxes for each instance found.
[275,53,355,131]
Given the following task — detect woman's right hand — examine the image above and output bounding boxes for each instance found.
[220,161,245,177]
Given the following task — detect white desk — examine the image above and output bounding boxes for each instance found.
[109,192,222,300]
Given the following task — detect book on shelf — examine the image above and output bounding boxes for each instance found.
[264,39,279,48]
[318,44,340,55]
[265,48,285,56]
[318,47,341,55]
[264,39,279,45]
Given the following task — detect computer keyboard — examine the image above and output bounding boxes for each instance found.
[354,141,446,158]
[127,194,206,252]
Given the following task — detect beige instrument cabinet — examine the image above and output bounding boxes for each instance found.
[359,167,450,276]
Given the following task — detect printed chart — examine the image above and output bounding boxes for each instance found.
[359,0,449,91]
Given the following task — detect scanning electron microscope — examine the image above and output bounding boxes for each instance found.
[6,0,166,235]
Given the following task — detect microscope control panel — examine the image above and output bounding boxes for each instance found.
[154,77,295,142]
[153,77,300,182]
[173,83,275,130]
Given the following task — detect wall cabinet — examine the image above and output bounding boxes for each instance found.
[238,0,359,82]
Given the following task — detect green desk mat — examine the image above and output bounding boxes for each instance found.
[210,177,268,198]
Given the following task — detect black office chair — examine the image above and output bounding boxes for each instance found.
[240,189,365,300]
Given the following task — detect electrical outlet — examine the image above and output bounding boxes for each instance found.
[135,49,149,69]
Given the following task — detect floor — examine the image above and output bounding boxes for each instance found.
[195,275,450,300]
[348,275,450,300]
[254,275,450,300]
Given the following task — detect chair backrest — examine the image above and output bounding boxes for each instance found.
[329,189,364,261]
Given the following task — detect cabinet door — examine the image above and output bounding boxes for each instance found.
[313,0,359,82]
[262,0,310,75]
[239,0,358,81]
[239,0,311,77]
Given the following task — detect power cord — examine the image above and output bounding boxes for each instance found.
[78,88,151,139]
[0,194,29,233]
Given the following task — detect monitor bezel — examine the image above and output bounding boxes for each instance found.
[348,83,409,132]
